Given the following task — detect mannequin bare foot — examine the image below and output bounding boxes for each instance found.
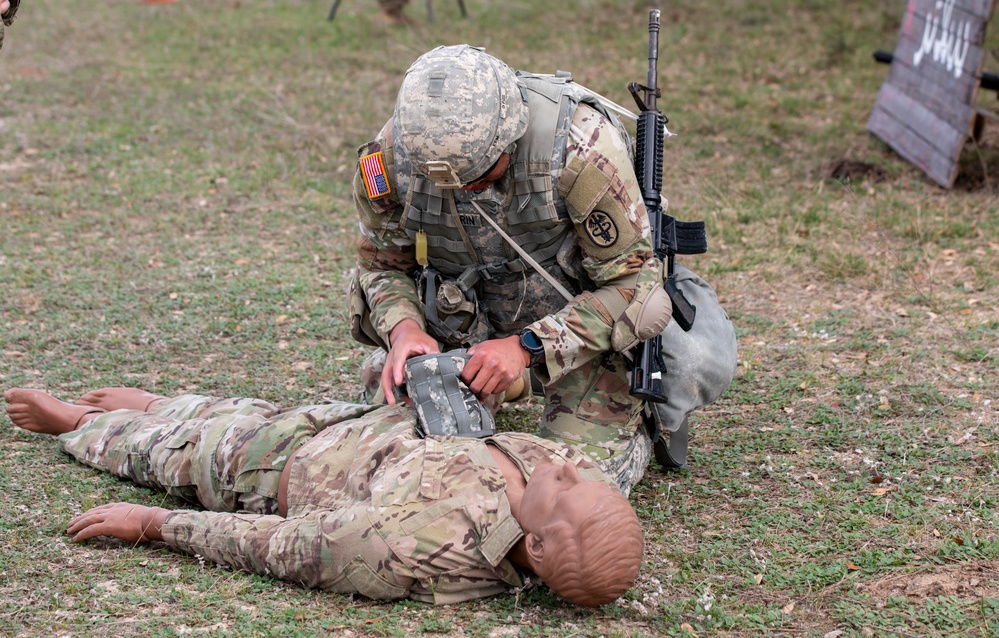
[75,388,166,412]
[5,388,106,435]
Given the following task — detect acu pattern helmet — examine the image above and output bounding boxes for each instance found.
[394,45,529,188]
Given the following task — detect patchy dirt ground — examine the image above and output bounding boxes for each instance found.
[859,560,999,603]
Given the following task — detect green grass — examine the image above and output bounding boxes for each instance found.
[2,0,999,636]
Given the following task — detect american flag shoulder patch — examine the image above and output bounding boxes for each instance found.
[359,152,391,199]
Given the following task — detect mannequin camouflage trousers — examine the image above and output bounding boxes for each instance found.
[58,394,376,513]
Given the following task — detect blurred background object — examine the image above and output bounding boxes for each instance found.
[328,0,468,24]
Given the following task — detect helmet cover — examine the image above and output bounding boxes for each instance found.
[395,45,529,188]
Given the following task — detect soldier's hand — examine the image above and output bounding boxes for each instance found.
[1,0,16,23]
[67,503,168,543]
[464,336,530,398]
[382,319,440,405]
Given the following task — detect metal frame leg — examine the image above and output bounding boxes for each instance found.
[327,0,343,21]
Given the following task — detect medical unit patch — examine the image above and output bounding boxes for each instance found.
[360,152,391,199]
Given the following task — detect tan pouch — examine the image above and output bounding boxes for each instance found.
[347,268,388,349]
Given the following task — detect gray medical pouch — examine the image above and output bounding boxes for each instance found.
[405,350,496,438]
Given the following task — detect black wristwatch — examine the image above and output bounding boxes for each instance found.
[518,329,545,367]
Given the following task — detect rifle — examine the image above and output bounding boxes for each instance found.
[628,9,708,404]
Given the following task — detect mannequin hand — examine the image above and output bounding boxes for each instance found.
[464,335,530,397]
[67,503,168,543]
[381,319,440,405]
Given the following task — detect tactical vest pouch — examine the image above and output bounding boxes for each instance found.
[405,351,496,439]
[347,268,388,350]
[419,267,481,347]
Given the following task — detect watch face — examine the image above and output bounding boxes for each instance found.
[520,330,542,351]
[520,330,544,366]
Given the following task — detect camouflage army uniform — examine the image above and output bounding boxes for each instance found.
[1,0,20,51]
[57,393,614,604]
[353,86,657,493]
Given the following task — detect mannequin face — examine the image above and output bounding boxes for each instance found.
[517,462,642,605]
[518,462,606,533]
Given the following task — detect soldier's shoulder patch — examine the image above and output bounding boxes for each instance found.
[359,151,391,199]
[585,210,619,248]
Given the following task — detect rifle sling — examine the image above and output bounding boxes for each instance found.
[660,216,708,255]
[673,219,708,255]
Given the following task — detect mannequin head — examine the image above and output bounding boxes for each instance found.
[519,462,644,606]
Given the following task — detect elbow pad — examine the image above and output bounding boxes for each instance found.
[609,258,672,352]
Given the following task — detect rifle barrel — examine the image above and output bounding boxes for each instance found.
[645,10,661,110]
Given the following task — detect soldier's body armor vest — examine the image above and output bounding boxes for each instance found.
[392,73,631,338]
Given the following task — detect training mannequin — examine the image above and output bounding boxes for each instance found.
[4,385,643,606]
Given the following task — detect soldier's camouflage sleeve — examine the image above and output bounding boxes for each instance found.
[527,279,629,385]
[529,106,656,385]
[160,507,418,598]
[559,105,653,285]
[355,264,425,343]
[1,0,20,51]
[1,0,19,24]
[353,119,425,342]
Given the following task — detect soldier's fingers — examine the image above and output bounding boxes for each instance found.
[491,374,512,396]
[380,361,397,406]
[463,358,490,394]
[394,356,410,387]
[477,377,499,397]
[482,369,515,397]
[390,351,410,390]
[461,354,483,384]
[469,367,501,397]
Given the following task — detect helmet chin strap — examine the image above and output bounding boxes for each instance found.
[424,161,463,188]
[425,142,516,189]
